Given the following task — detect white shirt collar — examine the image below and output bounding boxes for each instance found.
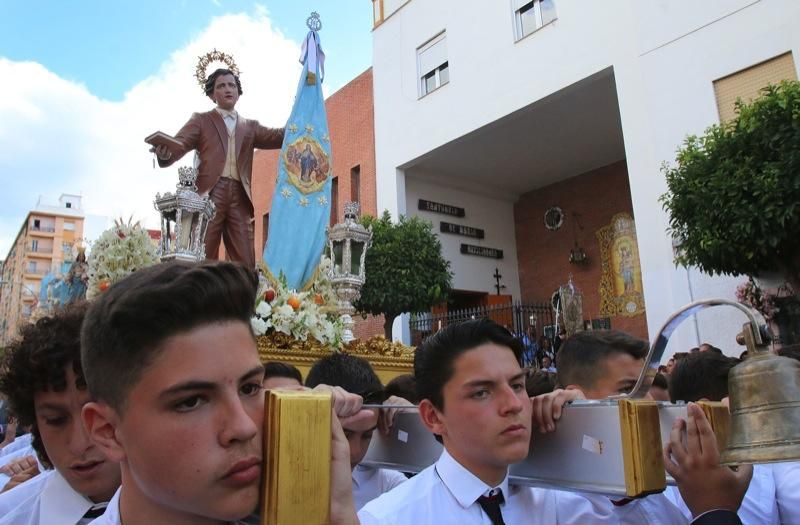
[40,469,95,523]
[434,448,509,509]
[352,464,377,489]
[215,107,238,120]
[92,487,254,524]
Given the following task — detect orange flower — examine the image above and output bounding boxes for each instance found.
[287,295,301,311]
[99,280,110,292]
[314,293,324,305]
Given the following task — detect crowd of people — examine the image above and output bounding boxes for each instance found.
[0,260,797,524]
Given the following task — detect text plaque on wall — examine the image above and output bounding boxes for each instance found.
[440,221,485,239]
[460,244,503,259]
[418,199,465,217]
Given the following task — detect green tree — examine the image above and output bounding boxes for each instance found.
[355,211,452,339]
[660,80,800,292]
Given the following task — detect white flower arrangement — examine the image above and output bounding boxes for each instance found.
[252,256,344,347]
[86,218,159,300]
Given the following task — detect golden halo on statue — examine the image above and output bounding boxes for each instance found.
[194,49,240,93]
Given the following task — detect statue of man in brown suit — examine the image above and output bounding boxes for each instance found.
[153,68,284,268]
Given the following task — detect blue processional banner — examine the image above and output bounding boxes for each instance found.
[262,28,331,290]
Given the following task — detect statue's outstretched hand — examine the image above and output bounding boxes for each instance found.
[150,144,172,161]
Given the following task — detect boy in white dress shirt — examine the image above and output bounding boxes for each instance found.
[0,303,121,524]
[79,261,360,525]
[358,319,748,525]
[305,354,408,510]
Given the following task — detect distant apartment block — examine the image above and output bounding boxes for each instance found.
[0,194,85,345]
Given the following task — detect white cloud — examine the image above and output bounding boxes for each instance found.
[0,9,304,256]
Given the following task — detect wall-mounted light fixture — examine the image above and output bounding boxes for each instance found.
[569,212,588,265]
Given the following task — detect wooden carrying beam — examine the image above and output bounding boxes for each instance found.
[261,390,332,525]
[362,400,729,498]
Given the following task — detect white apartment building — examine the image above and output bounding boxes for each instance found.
[370,0,800,356]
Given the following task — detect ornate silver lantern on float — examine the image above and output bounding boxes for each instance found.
[154,166,216,262]
[327,202,372,342]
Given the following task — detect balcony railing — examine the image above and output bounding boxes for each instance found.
[28,246,54,254]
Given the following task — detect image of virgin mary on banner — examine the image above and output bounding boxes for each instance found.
[262,14,332,290]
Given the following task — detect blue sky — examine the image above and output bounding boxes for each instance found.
[0,1,372,100]
[0,1,373,256]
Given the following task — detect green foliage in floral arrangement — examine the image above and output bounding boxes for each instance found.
[355,211,452,338]
[661,80,800,291]
[86,218,159,299]
[251,256,344,348]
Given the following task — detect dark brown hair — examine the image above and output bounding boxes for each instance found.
[0,302,89,467]
[264,361,303,384]
[669,352,741,402]
[205,68,243,98]
[415,318,522,410]
[305,353,385,404]
[556,330,648,390]
[384,374,418,404]
[81,261,258,412]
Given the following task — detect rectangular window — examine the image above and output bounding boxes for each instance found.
[24,282,38,297]
[350,166,361,204]
[66,202,72,208]
[63,221,75,231]
[418,32,449,97]
[31,240,39,252]
[330,177,339,226]
[514,0,557,41]
[262,213,270,249]
[373,0,383,26]
[62,242,71,253]
[27,261,37,273]
[33,219,40,230]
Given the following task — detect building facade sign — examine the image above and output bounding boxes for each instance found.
[418,199,465,217]
[440,221,484,239]
[460,243,503,259]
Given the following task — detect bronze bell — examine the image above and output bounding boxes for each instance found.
[721,322,800,465]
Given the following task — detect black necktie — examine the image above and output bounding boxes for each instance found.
[477,490,506,525]
[83,502,108,519]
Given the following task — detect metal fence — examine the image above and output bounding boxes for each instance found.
[409,301,555,346]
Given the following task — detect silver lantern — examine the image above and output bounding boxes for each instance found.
[154,166,216,262]
[327,202,372,342]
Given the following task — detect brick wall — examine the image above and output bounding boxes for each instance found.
[353,314,387,340]
[513,160,649,340]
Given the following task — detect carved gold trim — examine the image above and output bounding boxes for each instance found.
[256,334,415,371]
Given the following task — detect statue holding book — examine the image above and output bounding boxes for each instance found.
[146,50,284,268]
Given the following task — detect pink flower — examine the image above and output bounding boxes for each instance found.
[736,279,778,320]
